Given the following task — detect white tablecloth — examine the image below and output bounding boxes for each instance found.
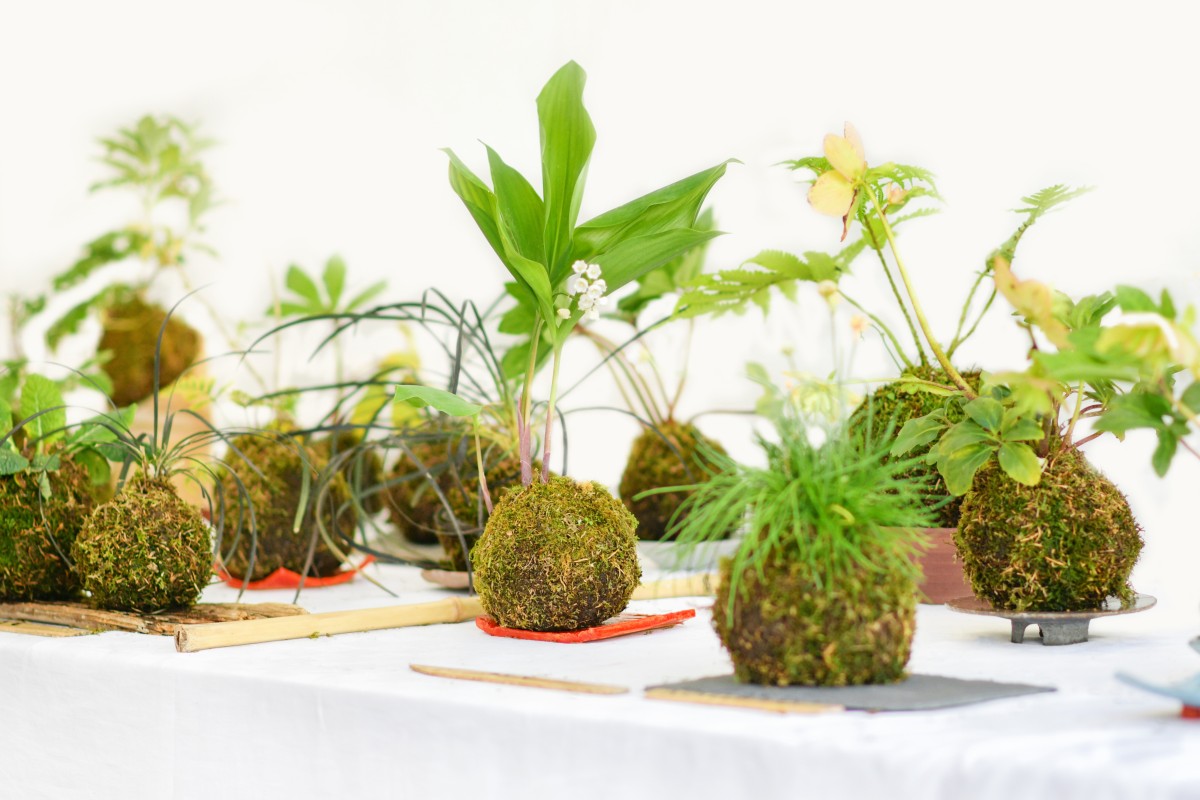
[3,563,1198,800]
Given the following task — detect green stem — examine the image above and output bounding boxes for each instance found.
[541,341,564,483]
[518,320,542,486]
[1064,382,1085,445]
[865,217,926,365]
[868,194,976,398]
[667,319,695,420]
[839,292,913,370]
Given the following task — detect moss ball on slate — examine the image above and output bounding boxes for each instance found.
[219,434,356,581]
[713,539,917,686]
[99,295,201,407]
[618,421,728,541]
[0,459,96,601]
[72,477,212,611]
[848,366,981,528]
[471,474,641,632]
[956,445,1143,612]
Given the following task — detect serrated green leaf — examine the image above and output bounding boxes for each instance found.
[1000,416,1044,442]
[0,448,29,475]
[537,61,595,275]
[937,419,995,454]
[938,441,996,496]
[323,255,347,307]
[21,375,66,444]
[394,385,482,418]
[997,442,1042,485]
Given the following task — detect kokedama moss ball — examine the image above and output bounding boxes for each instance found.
[313,432,386,516]
[72,478,212,611]
[849,366,981,528]
[713,539,917,686]
[218,434,356,581]
[471,474,641,631]
[0,460,96,601]
[436,455,525,571]
[618,421,728,541]
[956,446,1143,612]
[99,295,201,407]
[385,439,450,544]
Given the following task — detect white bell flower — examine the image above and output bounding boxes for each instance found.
[556,308,571,320]
[572,260,589,275]
[585,263,602,280]
[578,294,595,310]
[569,276,589,296]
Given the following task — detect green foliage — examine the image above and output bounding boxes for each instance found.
[394,385,483,418]
[614,209,716,323]
[268,256,387,318]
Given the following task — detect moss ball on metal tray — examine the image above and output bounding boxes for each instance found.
[471,474,641,632]
[0,459,97,601]
[713,539,917,687]
[618,420,728,541]
[99,295,201,407]
[218,434,355,581]
[848,366,981,528]
[72,477,212,611]
[956,445,1143,612]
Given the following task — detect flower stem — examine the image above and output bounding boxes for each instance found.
[518,321,542,486]
[541,341,564,483]
[868,194,976,398]
[864,216,927,366]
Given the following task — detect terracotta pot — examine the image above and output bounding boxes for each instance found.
[914,527,972,605]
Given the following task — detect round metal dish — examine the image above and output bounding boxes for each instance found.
[946,594,1157,645]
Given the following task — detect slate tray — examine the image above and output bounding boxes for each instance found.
[646,673,1054,713]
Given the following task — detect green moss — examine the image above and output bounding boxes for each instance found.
[849,366,982,528]
[99,295,201,407]
[72,477,211,611]
[471,474,641,631]
[313,432,386,517]
[0,459,96,601]
[218,434,356,581]
[956,446,1143,612]
[385,439,452,545]
[713,537,917,686]
[618,421,728,541]
[434,455,525,571]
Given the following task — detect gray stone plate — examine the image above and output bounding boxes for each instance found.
[646,673,1054,713]
[946,594,1156,645]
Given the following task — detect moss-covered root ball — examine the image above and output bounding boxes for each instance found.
[956,447,1143,612]
[618,421,728,541]
[72,478,212,611]
[471,475,641,632]
[713,543,917,686]
[218,435,356,582]
[0,460,96,601]
[99,295,201,407]
[436,456,525,571]
[384,440,446,545]
[313,432,386,517]
[849,366,981,528]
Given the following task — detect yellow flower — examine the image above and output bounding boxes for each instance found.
[808,122,866,241]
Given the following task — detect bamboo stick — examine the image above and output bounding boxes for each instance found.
[176,595,484,653]
[410,664,628,695]
[175,574,719,654]
[0,601,305,636]
[644,687,842,715]
[0,619,93,638]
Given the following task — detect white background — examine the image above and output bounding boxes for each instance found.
[0,1,1197,609]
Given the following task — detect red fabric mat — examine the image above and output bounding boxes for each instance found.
[476,609,695,643]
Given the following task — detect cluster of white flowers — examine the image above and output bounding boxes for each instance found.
[557,259,609,321]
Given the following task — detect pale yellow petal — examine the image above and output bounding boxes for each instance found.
[824,133,866,180]
[808,172,855,217]
[843,122,865,162]
[993,256,1071,348]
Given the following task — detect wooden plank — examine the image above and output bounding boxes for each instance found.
[411,664,628,695]
[0,601,307,636]
[0,619,92,638]
[644,687,842,715]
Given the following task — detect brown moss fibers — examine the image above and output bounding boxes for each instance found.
[713,539,917,686]
[471,474,641,631]
[956,446,1143,612]
[99,295,201,407]
[72,477,212,611]
[618,421,728,541]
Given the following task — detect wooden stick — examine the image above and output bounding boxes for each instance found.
[0,619,93,638]
[410,664,628,695]
[632,573,718,600]
[0,601,305,636]
[176,595,484,653]
[644,687,842,715]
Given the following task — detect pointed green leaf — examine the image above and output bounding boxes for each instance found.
[344,281,388,312]
[1152,431,1178,477]
[1182,382,1200,414]
[937,442,996,495]
[537,61,595,275]
[285,265,322,307]
[891,412,948,456]
[486,145,545,264]
[963,397,1004,432]
[1000,416,1045,442]
[73,447,113,487]
[997,442,1042,485]
[0,448,29,475]
[323,255,347,307]
[445,149,507,262]
[593,227,721,296]
[394,385,482,418]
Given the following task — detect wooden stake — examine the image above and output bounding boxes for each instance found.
[0,601,305,636]
[176,596,484,653]
[0,619,93,638]
[410,664,628,695]
[645,687,842,715]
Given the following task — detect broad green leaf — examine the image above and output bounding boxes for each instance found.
[21,375,66,444]
[394,385,482,418]
[1000,416,1044,442]
[444,149,507,264]
[572,162,731,268]
[963,397,1004,432]
[1113,285,1157,313]
[344,281,387,312]
[997,442,1042,485]
[323,255,347,307]
[496,222,555,328]
[0,396,11,433]
[498,300,537,336]
[1182,381,1200,414]
[73,447,112,487]
[891,412,948,456]
[1094,393,1174,435]
[937,420,995,455]
[486,146,546,264]
[285,265,323,308]
[0,448,29,475]
[1152,431,1178,477]
[593,227,721,296]
[537,61,595,275]
[937,442,996,496]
